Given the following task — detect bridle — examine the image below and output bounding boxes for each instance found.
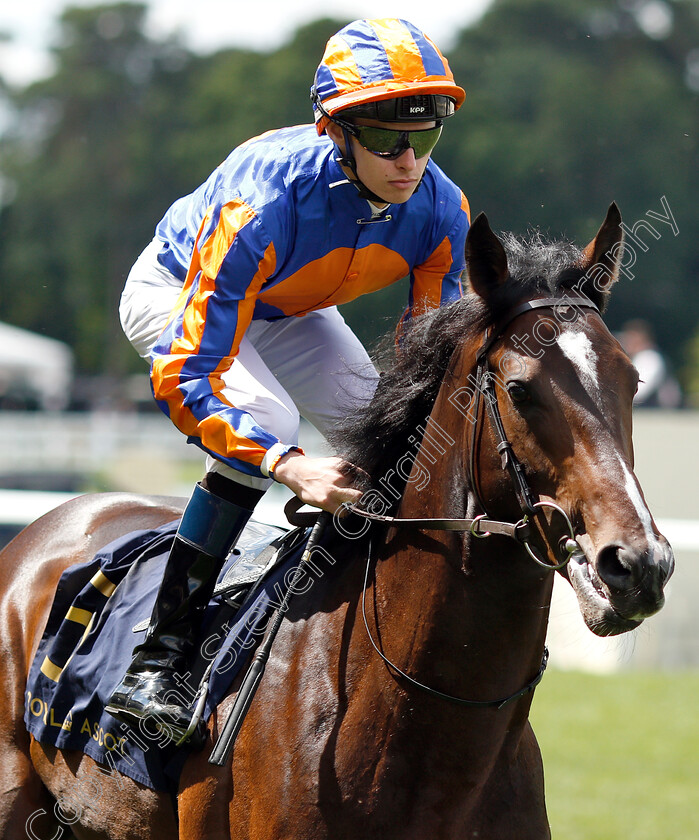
[467,293,600,568]
[345,293,600,570]
[344,293,600,708]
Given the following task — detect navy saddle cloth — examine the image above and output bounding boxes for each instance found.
[24,517,307,791]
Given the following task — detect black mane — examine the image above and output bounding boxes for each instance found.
[329,231,588,482]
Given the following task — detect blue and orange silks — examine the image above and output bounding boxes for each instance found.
[150,124,470,479]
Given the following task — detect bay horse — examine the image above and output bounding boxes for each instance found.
[0,204,673,840]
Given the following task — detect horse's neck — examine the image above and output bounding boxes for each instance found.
[376,511,551,699]
[367,380,553,721]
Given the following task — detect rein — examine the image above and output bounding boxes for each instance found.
[360,541,549,709]
[345,293,599,709]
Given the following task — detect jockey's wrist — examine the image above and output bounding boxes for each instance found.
[264,444,303,481]
[270,449,305,483]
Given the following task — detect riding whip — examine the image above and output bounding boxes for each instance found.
[209,509,330,766]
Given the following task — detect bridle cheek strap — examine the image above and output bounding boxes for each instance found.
[477,367,537,514]
[344,293,600,557]
[469,294,600,519]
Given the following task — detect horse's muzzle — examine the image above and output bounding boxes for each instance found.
[594,535,674,620]
[567,534,674,635]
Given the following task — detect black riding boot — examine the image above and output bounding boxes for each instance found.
[105,480,257,744]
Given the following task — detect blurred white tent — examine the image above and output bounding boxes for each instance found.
[0,322,73,410]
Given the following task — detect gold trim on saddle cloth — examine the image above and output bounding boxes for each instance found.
[40,607,98,683]
[89,570,117,597]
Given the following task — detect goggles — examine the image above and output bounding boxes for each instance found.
[342,122,443,160]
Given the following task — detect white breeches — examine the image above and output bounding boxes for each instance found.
[120,239,379,490]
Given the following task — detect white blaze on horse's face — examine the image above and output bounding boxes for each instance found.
[618,453,657,545]
[556,328,600,399]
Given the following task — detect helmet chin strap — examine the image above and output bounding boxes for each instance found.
[334,126,391,204]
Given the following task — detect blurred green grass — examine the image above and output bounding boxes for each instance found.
[530,669,699,839]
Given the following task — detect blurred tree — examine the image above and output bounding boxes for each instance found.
[443,0,698,369]
[0,9,344,380]
[344,0,699,369]
[0,3,198,375]
[683,330,699,407]
[169,18,344,182]
[0,1,696,393]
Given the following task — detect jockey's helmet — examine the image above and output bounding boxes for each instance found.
[311,18,465,135]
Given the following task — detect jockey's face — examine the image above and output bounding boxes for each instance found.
[326,118,436,206]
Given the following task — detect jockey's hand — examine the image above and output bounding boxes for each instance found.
[272,451,366,515]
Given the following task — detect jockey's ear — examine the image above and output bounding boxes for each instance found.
[464,213,509,301]
[575,202,624,310]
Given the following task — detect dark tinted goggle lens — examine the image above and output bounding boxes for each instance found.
[354,124,442,160]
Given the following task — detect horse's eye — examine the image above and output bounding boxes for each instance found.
[507,382,530,405]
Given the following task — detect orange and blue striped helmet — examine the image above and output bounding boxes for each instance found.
[311,18,466,135]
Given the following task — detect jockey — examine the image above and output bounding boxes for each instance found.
[106,18,469,742]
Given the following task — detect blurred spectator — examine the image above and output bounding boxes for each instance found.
[619,319,682,408]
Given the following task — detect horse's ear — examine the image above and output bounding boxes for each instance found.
[464,212,508,301]
[575,202,624,309]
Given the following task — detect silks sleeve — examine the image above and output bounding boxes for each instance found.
[400,191,470,331]
[149,199,297,479]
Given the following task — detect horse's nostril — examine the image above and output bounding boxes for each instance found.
[596,544,635,590]
[659,545,675,585]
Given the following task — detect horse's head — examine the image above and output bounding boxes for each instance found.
[462,204,674,636]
